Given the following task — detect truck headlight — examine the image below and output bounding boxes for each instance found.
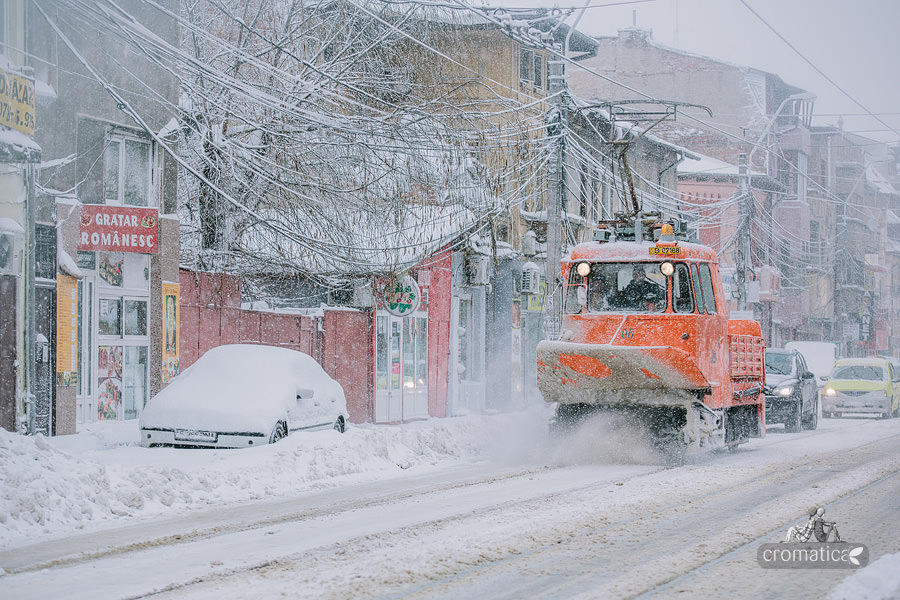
[824,387,836,396]
[775,385,794,396]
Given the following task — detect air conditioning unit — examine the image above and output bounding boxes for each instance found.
[520,261,541,295]
[466,255,492,286]
[0,231,23,276]
[350,284,376,308]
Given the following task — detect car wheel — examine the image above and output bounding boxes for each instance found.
[269,421,287,444]
[785,400,802,433]
[801,402,818,431]
[333,416,346,433]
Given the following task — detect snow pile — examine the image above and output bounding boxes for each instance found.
[828,551,900,600]
[0,410,549,549]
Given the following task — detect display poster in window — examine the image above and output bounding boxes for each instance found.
[162,282,180,383]
[56,275,79,387]
[97,345,123,420]
[382,274,421,317]
[78,205,159,254]
[99,252,124,287]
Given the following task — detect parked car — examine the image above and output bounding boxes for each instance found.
[140,344,348,448]
[764,348,819,432]
[821,357,900,419]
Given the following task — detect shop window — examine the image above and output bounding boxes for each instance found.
[99,298,122,336]
[104,135,152,207]
[99,297,148,337]
[124,299,147,336]
[98,252,149,290]
[35,224,57,280]
[76,251,96,271]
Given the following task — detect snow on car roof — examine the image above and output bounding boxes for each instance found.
[139,344,342,433]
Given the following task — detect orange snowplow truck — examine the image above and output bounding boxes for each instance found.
[537,216,766,454]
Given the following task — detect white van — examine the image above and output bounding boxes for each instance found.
[784,341,838,387]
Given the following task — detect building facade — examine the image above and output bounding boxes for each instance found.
[27,0,180,432]
[0,0,40,432]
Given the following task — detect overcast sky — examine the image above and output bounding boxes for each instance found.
[483,0,900,145]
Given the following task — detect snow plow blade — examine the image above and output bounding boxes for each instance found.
[536,341,711,405]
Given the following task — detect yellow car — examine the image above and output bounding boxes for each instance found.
[821,357,900,419]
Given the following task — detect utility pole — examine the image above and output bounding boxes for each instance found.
[543,55,568,341]
[736,152,752,313]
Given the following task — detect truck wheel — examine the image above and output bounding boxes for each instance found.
[785,401,801,433]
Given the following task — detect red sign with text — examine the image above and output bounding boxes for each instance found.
[78,205,159,254]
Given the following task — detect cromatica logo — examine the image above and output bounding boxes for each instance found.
[757,505,869,569]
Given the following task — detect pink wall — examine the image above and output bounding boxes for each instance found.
[179,270,372,423]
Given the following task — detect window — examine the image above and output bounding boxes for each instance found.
[0,1,6,49]
[519,49,543,88]
[690,264,705,314]
[533,53,543,89]
[99,297,147,337]
[673,263,694,313]
[519,49,533,84]
[35,224,57,280]
[104,135,152,207]
[565,262,666,314]
[99,298,122,336]
[124,299,147,336]
[698,263,718,314]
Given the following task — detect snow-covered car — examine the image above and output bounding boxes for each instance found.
[764,348,818,432]
[821,357,900,419]
[139,344,348,448]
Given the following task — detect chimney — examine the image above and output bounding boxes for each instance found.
[618,27,652,45]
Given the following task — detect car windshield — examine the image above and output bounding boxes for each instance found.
[565,262,667,314]
[766,353,794,376]
[831,365,884,381]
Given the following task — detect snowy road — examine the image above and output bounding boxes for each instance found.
[2,415,900,599]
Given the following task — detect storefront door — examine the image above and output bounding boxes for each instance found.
[76,251,150,424]
[375,313,429,423]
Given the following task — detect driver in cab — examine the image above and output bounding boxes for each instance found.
[619,266,664,311]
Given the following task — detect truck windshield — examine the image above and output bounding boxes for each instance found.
[565,262,667,314]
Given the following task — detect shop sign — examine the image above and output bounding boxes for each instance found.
[383,274,421,316]
[56,275,79,387]
[0,67,36,136]
[78,205,159,254]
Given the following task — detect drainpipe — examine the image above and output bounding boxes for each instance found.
[24,162,36,435]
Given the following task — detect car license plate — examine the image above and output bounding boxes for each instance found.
[174,429,217,443]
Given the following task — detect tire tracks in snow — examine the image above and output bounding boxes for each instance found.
[136,421,900,600]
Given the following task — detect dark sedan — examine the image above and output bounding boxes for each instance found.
[764,348,818,432]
